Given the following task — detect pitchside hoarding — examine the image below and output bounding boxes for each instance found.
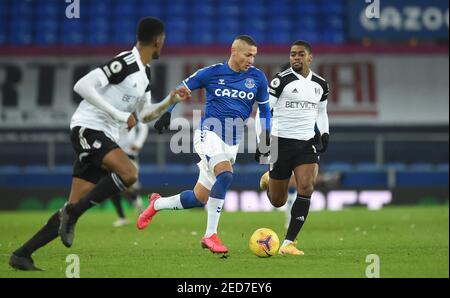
[0,53,448,128]
[0,187,447,211]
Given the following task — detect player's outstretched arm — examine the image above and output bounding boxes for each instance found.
[73,69,131,123]
[139,86,190,123]
[316,100,329,153]
[255,101,272,163]
[154,103,178,134]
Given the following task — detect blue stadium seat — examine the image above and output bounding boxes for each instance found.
[217,0,240,17]
[165,18,188,44]
[35,19,59,45]
[166,32,188,45]
[36,0,61,16]
[86,28,110,45]
[292,0,319,15]
[88,1,111,18]
[322,15,345,31]
[112,19,136,45]
[242,0,266,17]
[136,0,165,19]
[216,18,240,35]
[293,30,319,44]
[320,30,345,44]
[267,30,290,44]
[189,1,214,17]
[216,31,239,45]
[241,19,266,42]
[62,19,85,45]
[88,17,110,33]
[11,0,34,16]
[164,0,187,17]
[190,20,214,44]
[319,0,344,15]
[0,1,8,16]
[268,19,291,33]
[113,1,136,17]
[295,16,319,31]
[9,19,33,45]
[268,0,290,16]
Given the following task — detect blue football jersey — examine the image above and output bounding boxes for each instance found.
[182,62,269,145]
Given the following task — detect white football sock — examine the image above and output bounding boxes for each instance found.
[154,194,184,211]
[282,239,294,247]
[285,191,297,228]
[204,197,225,237]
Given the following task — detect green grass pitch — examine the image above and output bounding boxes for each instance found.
[0,205,448,278]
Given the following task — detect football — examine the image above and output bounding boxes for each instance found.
[249,228,280,257]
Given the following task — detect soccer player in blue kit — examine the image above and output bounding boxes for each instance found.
[137,35,272,254]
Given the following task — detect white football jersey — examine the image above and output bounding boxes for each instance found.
[70,47,152,142]
[269,67,329,141]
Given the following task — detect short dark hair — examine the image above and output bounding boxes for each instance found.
[291,40,312,53]
[235,35,257,47]
[137,17,165,44]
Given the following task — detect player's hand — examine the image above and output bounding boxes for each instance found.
[170,86,191,103]
[131,145,141,152]
[317,133,329,153]
[154,111,171,134]
[127,114,137,131]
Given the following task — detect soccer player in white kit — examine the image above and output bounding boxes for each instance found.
[9,17,190,271]
[259,40,330,256]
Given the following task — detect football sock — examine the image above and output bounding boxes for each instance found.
[205,197,225,237]
[285,187,297,227]
[154,190,203,211]
[282,240,294,247]
[111,193,125,219]
[13,211,60,257]
[205,171,233,237]
[69,173,126,219]
[285,195,311,241]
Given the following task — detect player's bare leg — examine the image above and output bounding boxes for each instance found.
[279,163,318,256]
[285,175,297,228]
[59,148,137,247]
[9,178,94,271]
[266,177,290,208]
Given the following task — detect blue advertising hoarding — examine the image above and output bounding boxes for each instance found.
[347,0,449,40]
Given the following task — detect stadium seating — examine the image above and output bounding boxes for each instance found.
[0,0,349,46]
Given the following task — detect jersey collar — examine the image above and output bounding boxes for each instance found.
[132,47,146,71]
[291,67,312,80]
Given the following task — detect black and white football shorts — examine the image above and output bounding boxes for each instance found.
[269,136,319,180]
[70,126,119,184]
